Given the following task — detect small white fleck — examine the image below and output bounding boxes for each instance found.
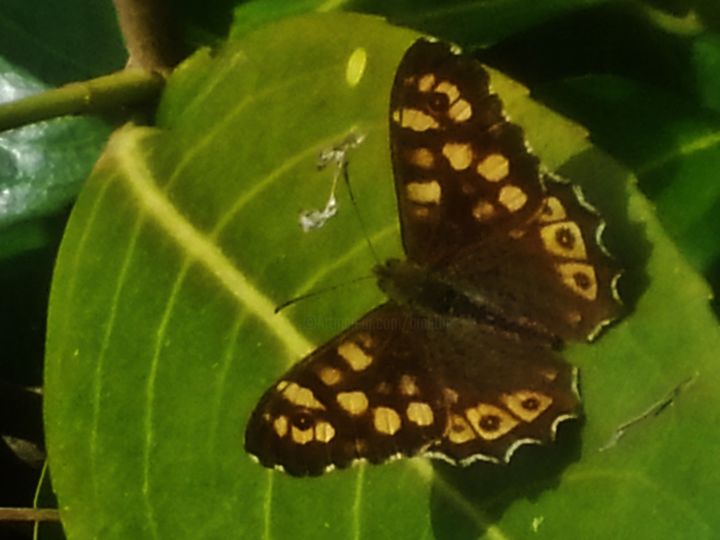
[299,131,366,231]
[532,516,544,533]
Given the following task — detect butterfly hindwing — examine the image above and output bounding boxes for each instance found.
[417,315,579,464]
[440,176,622,341]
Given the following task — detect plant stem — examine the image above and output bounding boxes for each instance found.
[0,69,165,132]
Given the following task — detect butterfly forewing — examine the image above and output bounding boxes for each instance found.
[390,40,621,341]
[245,305,447,476]
[389,39,544,267]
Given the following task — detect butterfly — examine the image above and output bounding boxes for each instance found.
[244,38,622,476]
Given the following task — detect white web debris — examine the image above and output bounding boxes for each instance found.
[299,131,366,232]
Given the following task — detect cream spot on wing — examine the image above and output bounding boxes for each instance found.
[443,387,459,404]
[314,421,336,443]
[448,98,472,122]
[337,341,373,371]
[273,415,288,437]
[407,147,436,169]
[540,222,587,259]
[472,199,496,222]
[276,380,289,392]
[282,382,325,410]
[392,109,401,124]
[355,333,373,349]
[317,366,342,386]
[476,153,509,182]
[500,390,553,422]
[498,185,528,212]
[538,196,567,222]
[399,108,440,131]
[291,426,314,445]
[446,414,475,443]
[336,391,369,415]
[345,47,367,87]
[442,142,473,170]
[556,262,598,300]
[465,403,519,440]
[412,206,432,219]
[407,402,434,426]
[434,80,460,103]
[399,374,420,396]
[567,310,582,325]
[406,180,442,205]
[373,406,402,435]
[417,73,436,92]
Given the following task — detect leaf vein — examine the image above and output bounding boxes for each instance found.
[167,62,344,191]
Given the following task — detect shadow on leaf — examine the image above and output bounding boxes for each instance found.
[429,420,582,539]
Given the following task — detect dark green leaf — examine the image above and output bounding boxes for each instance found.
[692,32,720,113]
[537,75,720,276]
[347,0,614,46]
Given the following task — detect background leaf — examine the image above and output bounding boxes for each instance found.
[0,0,125,257]
[44,11,720,540]
[0,0,124,85]
[0,58,113,245]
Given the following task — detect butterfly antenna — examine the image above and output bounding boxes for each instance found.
[341,154,381,265]
[274,275,375,313]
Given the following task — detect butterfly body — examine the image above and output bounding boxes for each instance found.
[374,259,558,346]
[245,39,622,476]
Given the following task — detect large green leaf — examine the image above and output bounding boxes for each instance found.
[45,13,720,540]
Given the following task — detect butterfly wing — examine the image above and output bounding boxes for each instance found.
[390,39,621,341]
[419,314,579,464]
[245,304,579,475]
[245,303,447,476]
[389,39,544,267]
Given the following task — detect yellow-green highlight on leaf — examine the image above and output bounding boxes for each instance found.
[106,125,312,358]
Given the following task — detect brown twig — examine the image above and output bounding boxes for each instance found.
[0,507,60,522]
[113,0,184,72]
